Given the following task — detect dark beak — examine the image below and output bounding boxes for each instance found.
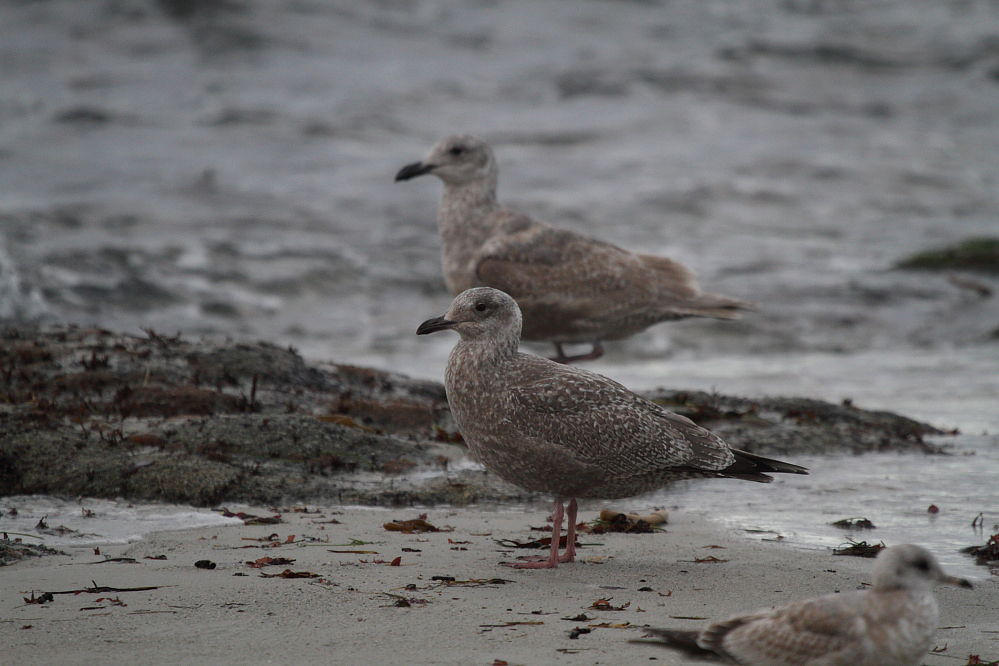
[416,315,456,335]
[395,161,435,182]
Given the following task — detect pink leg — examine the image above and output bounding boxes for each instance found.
[504,500,564,569]
[559,499,578,563]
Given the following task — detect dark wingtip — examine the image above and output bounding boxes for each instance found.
[395,161,434,182]
[416,315,455,335]
[723,449,809,483]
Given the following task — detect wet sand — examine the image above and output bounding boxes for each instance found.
[3,504,996,665]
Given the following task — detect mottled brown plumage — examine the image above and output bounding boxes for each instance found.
[397,135,753,362]
[416,288,805,568]
[638,544,972,665]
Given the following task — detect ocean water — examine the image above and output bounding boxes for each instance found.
[1,1,997,574]
[0,496,243,548]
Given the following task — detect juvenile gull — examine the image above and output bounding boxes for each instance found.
[397,134,753,363]
[637,544,972,666]
[416,287,806,569]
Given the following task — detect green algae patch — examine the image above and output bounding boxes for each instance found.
[897,237,999,274]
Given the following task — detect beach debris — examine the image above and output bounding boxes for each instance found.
[33,517,82,537]
[568,627,592,639]
[246,556,295,568]
[194,559,216,569]
[830,517,876,530]
[83,557,138,564]
[241,533,294,545]
[588,599,630,611]
[380,592,429,608]
[258,569,319,579]
[928,504,940,514]
[680,555,729,563]
[83,596,126,610]
[45,581,165,595]
[496,535,579,550]
[578,509,667,535]
[23,591,54,605]
[965,656,999,666]
[1,539,66,566]
[383,518,446,533]
[971,513,984,528]
[479,621,544,631]
[144,555,167,560]
[833,538,886,557]
[961,532,999,566]
[430,576,511,586]
[219,508,283,525]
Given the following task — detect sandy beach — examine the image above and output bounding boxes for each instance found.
[2,2,998,663]
[3,503,996,665]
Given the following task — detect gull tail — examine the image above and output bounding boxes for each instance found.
[631,627,713,656]
[722,449,809,483]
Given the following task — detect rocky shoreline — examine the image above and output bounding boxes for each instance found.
[1,325,948,507]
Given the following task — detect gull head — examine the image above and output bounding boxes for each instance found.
[395,134,496,186]
[872,544,973,593]
[417,287,522,344]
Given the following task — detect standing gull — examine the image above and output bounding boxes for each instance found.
[636,544,972,666]
[397,134,753,363]
[416,287,806,569]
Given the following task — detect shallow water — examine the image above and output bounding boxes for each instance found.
[665,434,999,581]
[1,1,998,572]
[0,496,242,548]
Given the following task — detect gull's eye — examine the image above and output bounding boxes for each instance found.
[474,302,487,312]
[914,558,930,572]
[448,146,465,156]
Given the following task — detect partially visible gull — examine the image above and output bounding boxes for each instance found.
[398,134,753,363]
[636,543,972,666]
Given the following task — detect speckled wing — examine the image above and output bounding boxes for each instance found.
[473,211,706,340]
[705,593,873,665]
[502,358,736,477]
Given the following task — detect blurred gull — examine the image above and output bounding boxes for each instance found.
[636,543,972,666]
[416,287,805,569]
[397,134,753,363]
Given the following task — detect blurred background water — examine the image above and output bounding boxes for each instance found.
[1,0,997,573]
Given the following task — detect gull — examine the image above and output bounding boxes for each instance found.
[416,287,806,568]
[636,543,972,666]
[397,134,753,363]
